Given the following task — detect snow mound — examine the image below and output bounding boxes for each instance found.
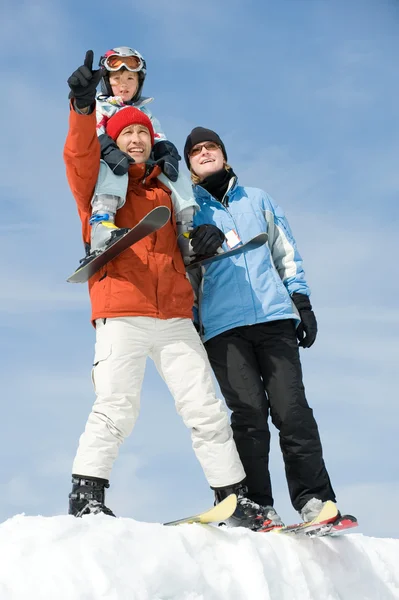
[0,514,398,600]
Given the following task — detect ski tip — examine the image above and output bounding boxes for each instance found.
[254,232,268,242]
[155,205,171,223]
[163,493,238,527]
[197,493,237,524]
[224,493,238,511]
[331,515,358,532]
[66,274,82,283]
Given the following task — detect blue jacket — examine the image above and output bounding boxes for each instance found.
[190,176,311,343]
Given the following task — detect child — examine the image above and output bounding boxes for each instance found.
[89,46,198,263]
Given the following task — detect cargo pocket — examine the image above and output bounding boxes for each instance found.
[91,338,112,394]
[109,247,148,274]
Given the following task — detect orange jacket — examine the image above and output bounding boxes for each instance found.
[63,109,194,324]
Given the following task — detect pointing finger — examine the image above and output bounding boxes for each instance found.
[83,49,94,71]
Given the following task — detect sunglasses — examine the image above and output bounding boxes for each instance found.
[103,54,143,72]
[189,141,220,158]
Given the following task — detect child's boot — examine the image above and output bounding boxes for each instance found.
[90,193,128,253]
[176,207,195,265]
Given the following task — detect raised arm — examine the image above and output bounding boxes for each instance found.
[63,110,101,213]
[63,50,104,213]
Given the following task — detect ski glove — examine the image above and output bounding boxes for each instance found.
[67,50,104,109]
[152,140,180,182]
[189,224,225,256]
[291,293,318,348]
[99,133,135,176]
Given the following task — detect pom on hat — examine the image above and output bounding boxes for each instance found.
[106,107,155,145]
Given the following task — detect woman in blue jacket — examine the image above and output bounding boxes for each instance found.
[185,127,337,528]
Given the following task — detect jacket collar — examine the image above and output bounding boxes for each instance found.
[96,93,154,110]
[194,174,238,205]
[128,162,161,185]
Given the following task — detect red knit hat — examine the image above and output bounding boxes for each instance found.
[106,107,155,145]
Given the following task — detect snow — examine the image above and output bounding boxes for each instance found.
[0,514,398,600]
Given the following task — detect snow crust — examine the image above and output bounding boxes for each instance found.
[0,514,398,600]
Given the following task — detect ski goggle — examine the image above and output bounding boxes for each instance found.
[189,141,221,158]
[102,54,143,72]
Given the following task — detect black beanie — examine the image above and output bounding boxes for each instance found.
[184,127,227,169]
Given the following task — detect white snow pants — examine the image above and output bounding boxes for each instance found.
[72,316,245,488]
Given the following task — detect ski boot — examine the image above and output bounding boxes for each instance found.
[90,214,129,253]
[177,231,195,266]
[176,207,196,266]
[214,482,265,531]
[258,505,285,531]
[300,497,337,522]
[76,213,129,271]
[68,475,115,517]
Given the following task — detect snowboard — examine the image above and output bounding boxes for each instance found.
[267,501,358,537]
[67,206,171,284]
[185,232,268,271]
[163,494,237,526]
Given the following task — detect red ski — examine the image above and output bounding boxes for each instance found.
[259,501,358,537]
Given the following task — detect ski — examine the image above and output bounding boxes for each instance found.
[185,233,268,271]
[164,494,237,526]
[266,501,358,537]
[272,500,339,535]
[304,514,358,537]
[67,206,171,284]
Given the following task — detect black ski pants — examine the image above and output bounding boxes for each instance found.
[205,319,336,512]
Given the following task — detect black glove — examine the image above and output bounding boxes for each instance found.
[152,140,180,182]
[189,224,225,256]
[99,133,135,176]
[291,293,318,348]
[67,50,104,109]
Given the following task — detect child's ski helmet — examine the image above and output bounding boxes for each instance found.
[99,47,147,103]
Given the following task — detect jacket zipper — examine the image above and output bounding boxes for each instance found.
[200,186,258,324]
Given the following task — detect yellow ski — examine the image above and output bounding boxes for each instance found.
[164,494,237,526]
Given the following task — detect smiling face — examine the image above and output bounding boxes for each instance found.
[108,69,139,102]
[116,124,152,163]
[188,141,225,181]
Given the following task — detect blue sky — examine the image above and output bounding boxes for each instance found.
[0,0,398,538]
